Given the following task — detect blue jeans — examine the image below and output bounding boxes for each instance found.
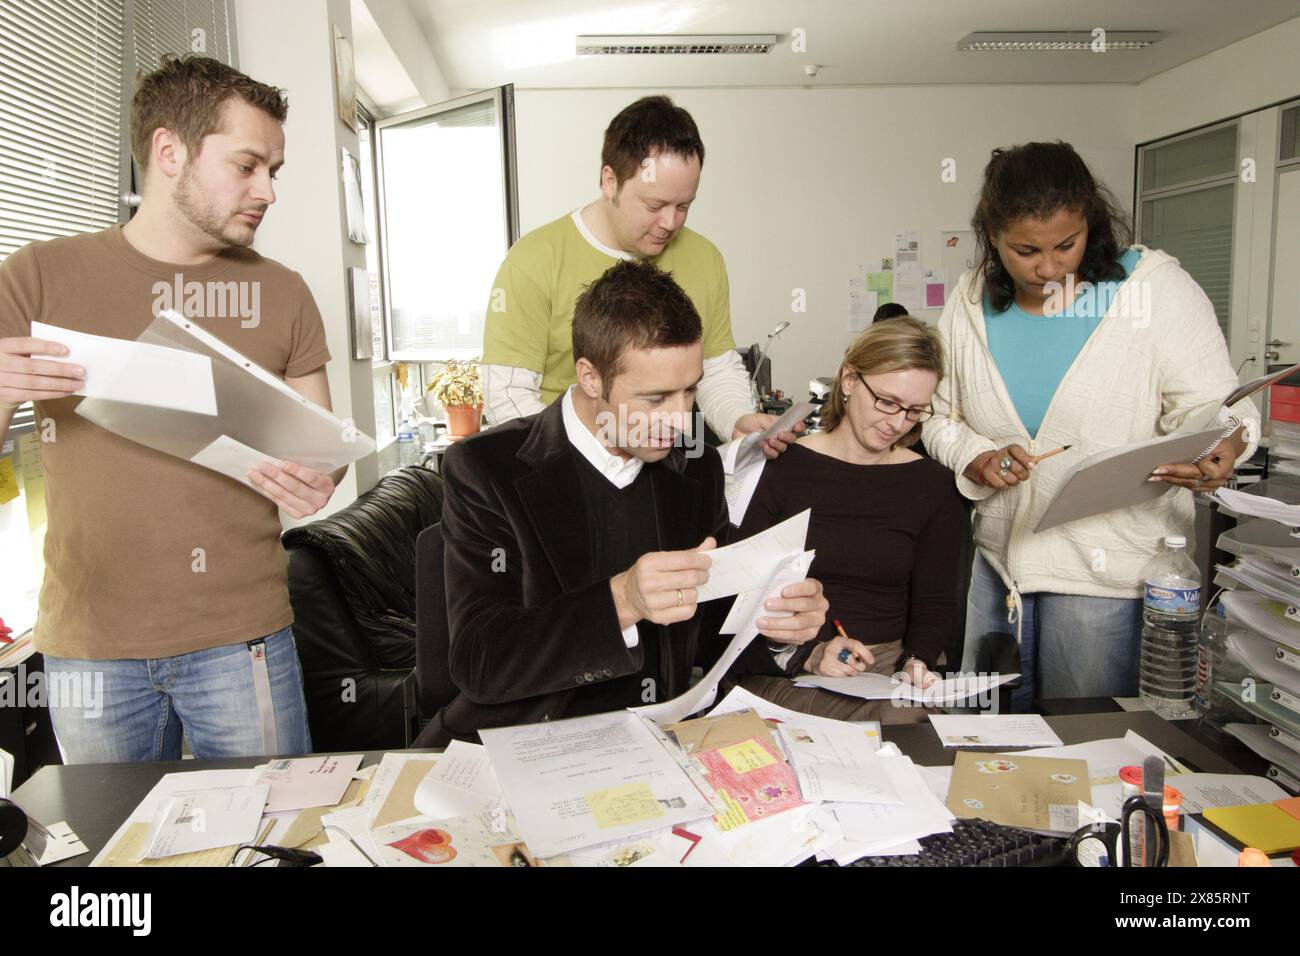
[963,551,1143,710]
[45,626,312,764]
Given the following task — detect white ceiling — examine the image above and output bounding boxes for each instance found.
[401,0,1300,90]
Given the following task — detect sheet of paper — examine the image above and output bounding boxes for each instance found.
[682,803,829,868]
[866,270,893,305]
[143,784,269,859]
[28,821,89,866]
[1009,731,1186,786]
[923,268,949,309]
[1220,589,1300,648]
[480,711,714,859]
[0,746,12,798]
[564,828,682,867]
[831,756,955,855]
[795,671,1017,705]
[1228,631,1300,693]
[253,753,363,813]
[413,740,506,820]
[31,321,217,415]
[1213,486,1300,525]
[708,685,883,751]
[893,264,923,314]
[696,509,809,603]
[928,713,1063,748]
[779,721,900,804]
[719,548,814,635]
[632,550,814,725]
[362,810,533,868]
[191,434,277,490]
[848,288,878,332]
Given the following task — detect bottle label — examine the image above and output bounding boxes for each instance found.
[1144,583,1200,615]
[1194,643,1212,711]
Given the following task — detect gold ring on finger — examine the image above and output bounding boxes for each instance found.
[677,589,683,606]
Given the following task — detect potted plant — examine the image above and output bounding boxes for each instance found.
[426,359,484,440]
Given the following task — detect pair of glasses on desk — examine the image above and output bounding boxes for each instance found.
[1064,795,1170,867]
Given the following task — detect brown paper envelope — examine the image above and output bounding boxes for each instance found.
[946,752,1093,832]
[665,709,778,755]
[373,758,438,828]
[1168,829,1198,867]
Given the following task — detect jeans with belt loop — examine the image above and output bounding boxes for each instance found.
[44,625,312,764]
[962,551,1143,710]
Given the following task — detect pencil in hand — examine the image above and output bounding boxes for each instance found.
[1030,444,1071,464]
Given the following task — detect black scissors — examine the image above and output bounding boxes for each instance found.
[1064,795,1169,867]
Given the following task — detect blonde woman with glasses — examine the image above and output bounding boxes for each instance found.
[725,317,967,723]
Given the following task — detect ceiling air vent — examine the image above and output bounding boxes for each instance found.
[576,34,777,55]
[957,31,1161,52]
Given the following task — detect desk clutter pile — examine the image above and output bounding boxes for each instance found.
[15,687,1297,868]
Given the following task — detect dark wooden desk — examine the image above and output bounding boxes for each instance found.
[9,710,1261,866]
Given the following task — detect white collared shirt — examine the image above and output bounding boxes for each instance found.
[561,385,644,489]
[561,385,643,647]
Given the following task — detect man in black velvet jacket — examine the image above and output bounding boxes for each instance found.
[418,260,826,745]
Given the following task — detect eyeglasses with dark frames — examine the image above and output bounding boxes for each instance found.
[854,372,934,423]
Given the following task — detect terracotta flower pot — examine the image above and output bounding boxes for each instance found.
[444,403,483,440]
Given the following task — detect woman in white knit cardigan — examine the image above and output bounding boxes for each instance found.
[923,142,1259,709]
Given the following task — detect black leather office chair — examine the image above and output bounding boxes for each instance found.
[283,466,444,751]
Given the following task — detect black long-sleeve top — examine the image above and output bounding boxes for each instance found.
[735,442,967,675]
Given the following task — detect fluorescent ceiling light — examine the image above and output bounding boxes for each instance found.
[957,31,1161,52]
[576,34,777,55]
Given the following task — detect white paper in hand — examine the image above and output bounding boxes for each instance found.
[31,321,217,415]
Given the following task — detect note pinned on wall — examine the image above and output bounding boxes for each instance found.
[866,271,893,304]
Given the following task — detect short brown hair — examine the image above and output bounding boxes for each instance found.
[601,95,705,188]
[572,259,702,389]
[822,315,944,448]
[131,54,288,173]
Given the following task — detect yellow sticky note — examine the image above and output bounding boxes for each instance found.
[0,458,18,506]
[712,789,750,832]
[585,783,665,830]
[720,739,776,774]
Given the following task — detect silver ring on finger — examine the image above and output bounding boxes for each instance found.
[676,589,683,607]
[999,456,1012,472]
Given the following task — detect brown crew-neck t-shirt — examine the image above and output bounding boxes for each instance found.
[0,226,331,660]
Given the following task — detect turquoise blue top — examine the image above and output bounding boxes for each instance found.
[984,248,1142,438]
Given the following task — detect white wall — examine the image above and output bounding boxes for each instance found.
[235,0,376,513]
[1137,16,1300,141]
[516,86,1138,399]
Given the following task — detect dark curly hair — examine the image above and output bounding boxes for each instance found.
[970,141,1131,313]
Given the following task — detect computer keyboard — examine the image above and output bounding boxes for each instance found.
[833,819,1071,867]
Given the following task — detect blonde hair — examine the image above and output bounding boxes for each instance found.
[821,315,944,448]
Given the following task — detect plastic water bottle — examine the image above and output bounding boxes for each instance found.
[1139,535,1201,718]
[1193,612,1253,739]
[396,416,419,467]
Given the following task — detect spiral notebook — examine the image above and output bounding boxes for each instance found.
[1034,363,1298,534]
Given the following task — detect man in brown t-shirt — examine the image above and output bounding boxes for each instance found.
[0,56,340,763]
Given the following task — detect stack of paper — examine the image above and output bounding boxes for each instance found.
[928,713,1064,748]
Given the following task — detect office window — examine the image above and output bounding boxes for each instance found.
[1282,104,1300,165]
[1137,122,1240,340]
[0,0,125,261]
[131,0,234,75]
[0,0,126,637]
[375,86,518,361]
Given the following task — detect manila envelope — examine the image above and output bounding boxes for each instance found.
[945,752,1092,834]
[666,709,778,756]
